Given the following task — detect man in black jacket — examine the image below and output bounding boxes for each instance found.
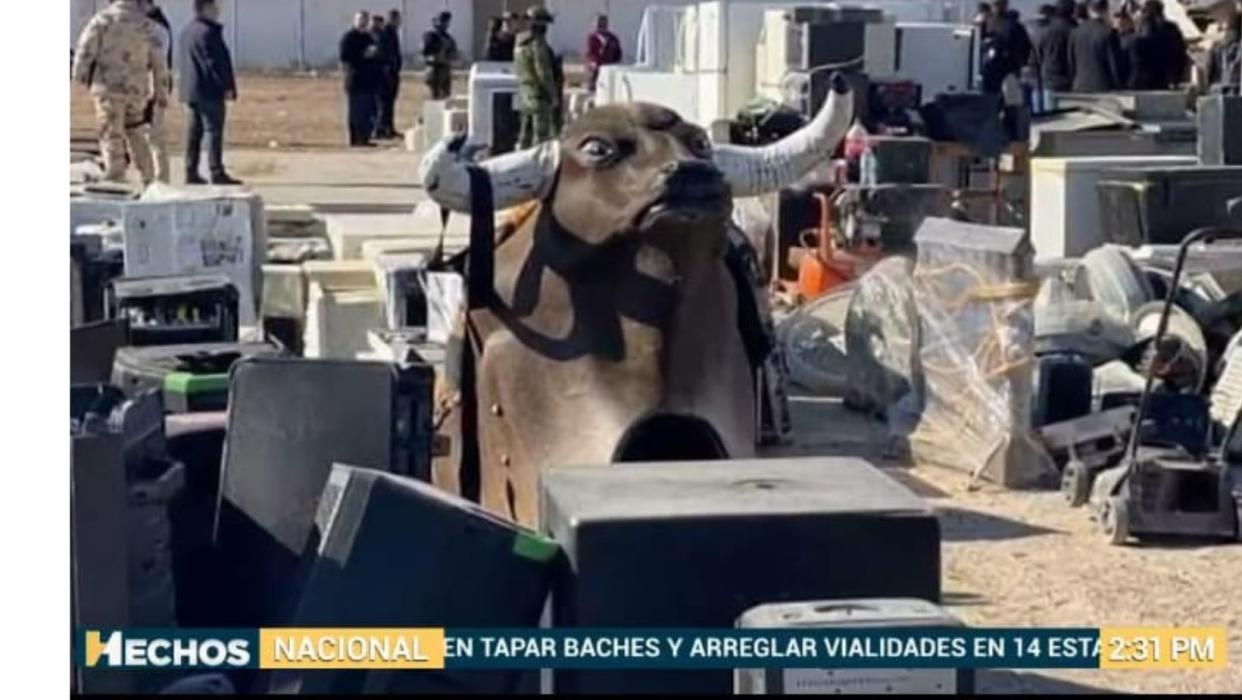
[1069,0,1125,92]
[179,0,240,185]
[340,11,381,147]
[980,0,1033,94]
[1031,0,1076,91]
[375,9,403,139]
[1130,0,1188,89]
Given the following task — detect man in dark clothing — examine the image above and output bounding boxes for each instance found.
[1130,0,1188,89]
[422,12,458,100]
[179,0,240,184]
[1069,0,1125,92]
[340,11,381,147]
[980,0,1034,93]
[1031,1,1076,91]
[1206,11,1241,92]
[484,15,517,61]
[375,9,403,138]
[1114,9,1137,86]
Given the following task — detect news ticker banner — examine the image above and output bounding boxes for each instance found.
[79,627,1227,672]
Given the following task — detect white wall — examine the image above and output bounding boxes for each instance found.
[71,0,475,70]
[545,0,699,61]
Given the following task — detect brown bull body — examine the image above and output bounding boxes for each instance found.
[422,81,854,526]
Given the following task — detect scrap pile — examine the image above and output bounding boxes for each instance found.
[68,176,949,693]
[776,95,1242,547]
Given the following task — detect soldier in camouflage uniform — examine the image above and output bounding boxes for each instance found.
[514,8,560,148]
[72,0,169,184]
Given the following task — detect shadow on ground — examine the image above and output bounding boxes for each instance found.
[977,670,1115,694]
[937,507,1060,542]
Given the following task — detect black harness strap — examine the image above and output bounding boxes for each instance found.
[455,166,495,503]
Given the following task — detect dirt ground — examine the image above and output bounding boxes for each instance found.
[783,397,1242,694]
[69,73,1242,695]
[70,71,462,151]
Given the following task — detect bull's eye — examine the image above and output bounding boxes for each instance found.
[578,137,617,164]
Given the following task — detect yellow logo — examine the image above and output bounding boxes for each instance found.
[85,631,110,667]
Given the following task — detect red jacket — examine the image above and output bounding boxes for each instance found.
[585,30,622,69]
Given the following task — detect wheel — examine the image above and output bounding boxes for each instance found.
[1101,496,1131,545]
[1061,460,1090,508]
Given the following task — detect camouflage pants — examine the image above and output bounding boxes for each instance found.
[517,106,557,149]
[147,103,170,184]
[94,94,154,184]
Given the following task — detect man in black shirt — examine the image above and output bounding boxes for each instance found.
[1069,0,1125,92]
[1130,0,1188,89]
[980,0,1033,94]
[375,9,403,139]
[1031,0,1076,91]
[340,11,381,147]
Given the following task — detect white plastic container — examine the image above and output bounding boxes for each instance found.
[1029,155,1196,261]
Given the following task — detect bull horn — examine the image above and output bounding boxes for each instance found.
[418,136,560,213]
[712,73,854,197]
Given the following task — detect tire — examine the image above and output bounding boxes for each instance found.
[1102,495,1131,546]
[1076,245,1154,323]
[1061,460,1090,508]
[111,342,282,397]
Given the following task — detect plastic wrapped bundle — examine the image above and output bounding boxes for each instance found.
[891,218,1055,487]
[844,256,920,414]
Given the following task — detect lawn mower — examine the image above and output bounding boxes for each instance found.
[1089,227,1242,545]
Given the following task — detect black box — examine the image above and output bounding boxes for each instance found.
[213,359,435,628]
[71,431,133,694]
[541,458,941,694]
[1097,166,1242,246]
[266,465,560,694]
[165,412,228,627]
[71,319,128,385]
[868,137,933,184]
[107,273,239,346]
[1198,95,1242,166]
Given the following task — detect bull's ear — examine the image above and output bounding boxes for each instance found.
[711,73,853,197]
[419,139,561,213]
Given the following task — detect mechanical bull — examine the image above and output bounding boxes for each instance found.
[419,75,854,525]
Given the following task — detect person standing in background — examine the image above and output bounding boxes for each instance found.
[340,11,381,147]
[180,0,240,184]
[979,0,1033,94]
[1031,0,1076,92]
[376,9,403,139]
[484,15,517,61]
[584,14,622,95]
[513,7,558,147]
[368,13,390,140]
[1069,0,1125,92]
[1130,0,1187,89]
[1205,9,1241,92]
[422,12,458,100]
[1113,9,1137,87]
[72,0,168,185]
[145,2,173,183]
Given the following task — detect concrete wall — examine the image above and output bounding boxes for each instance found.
[70,0,962,69]
[71,0,475,69]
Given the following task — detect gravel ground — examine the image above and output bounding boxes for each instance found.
[70,71,465,151]
[778,396,1242,694]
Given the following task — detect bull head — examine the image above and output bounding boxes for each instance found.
[418,76,854,526]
